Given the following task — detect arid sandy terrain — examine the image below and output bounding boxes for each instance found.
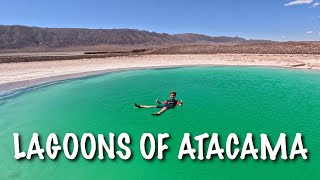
[1,54,320,93]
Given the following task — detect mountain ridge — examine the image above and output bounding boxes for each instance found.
[0,25,271,50]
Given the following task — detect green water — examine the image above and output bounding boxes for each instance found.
[0,67,320,179]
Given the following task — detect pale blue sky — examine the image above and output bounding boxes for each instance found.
[1,0,320,41]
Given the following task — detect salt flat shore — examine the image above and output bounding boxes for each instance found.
[1,54,320,93]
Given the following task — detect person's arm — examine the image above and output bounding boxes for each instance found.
[177,100,183,106]
[156,99,167,104]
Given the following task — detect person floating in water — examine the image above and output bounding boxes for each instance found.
[135,91,183,116]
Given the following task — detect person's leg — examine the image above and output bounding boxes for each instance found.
[158,107,168,114]
[140,105,158,108]
[152,107,167,115]
[135,103,157,108]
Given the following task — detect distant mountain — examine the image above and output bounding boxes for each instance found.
[173,33,247,43]
[0,25,270,50]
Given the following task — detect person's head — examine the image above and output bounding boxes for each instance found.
[170,91,176,100]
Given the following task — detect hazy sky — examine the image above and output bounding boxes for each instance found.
[1,0,320,41]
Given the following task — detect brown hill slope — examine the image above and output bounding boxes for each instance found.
[148,42,320,54]
[0,25,182,49]
[0,25,266,50]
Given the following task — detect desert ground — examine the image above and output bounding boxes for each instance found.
[1,53,320,93]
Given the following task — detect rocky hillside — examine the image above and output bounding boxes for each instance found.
[148,42,320,54]
[0,25,266,50]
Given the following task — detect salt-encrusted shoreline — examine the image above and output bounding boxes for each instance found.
[1,54,320,94]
